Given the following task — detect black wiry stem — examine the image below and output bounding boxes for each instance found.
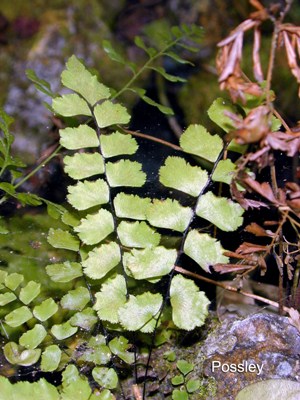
[142,142,228,399]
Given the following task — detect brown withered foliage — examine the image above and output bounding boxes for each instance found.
[279,24,300,96]
[217,0,300,102]
[214,0,300,309]
[215,242,268,274]
[216,18,263,103]
[225,105,270,144]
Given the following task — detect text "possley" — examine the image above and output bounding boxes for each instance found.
[211,361,264,376]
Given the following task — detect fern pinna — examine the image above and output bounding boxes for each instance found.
[0,55,244,398]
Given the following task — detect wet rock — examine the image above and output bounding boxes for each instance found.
[1,2,125,163]
[198,313,300,399]
[119,313,300,399]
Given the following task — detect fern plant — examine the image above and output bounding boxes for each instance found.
[0,25,247,398]
[0,57,244,397]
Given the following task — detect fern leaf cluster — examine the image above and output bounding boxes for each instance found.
[0,32,245,397]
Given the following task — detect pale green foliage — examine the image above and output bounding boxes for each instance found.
[118,292,163,332]
[170,275,209,330]
[106,160,146,187]
[92,367,118,389]
[19,324,47,349]
[59,125,99,150]
[5,273,23,290]
[60,287,90,311]
[212,159,237,185]
[61,211,81,227]
[19,281,40,304]
[117,220,160,248]
[33,298,58,321]
[172,390,189,400]
[108,336,135,364]
[79,336,111,365]
[51,321,78,340]
[180,124,223,162]
[159,156,208,196]
[46,262,83,282]
[41,345,62,372]
[47,228,80,251]
[0,109,25,185]
[3,342,41,366]
[67,179,109,210]
[0,364,116,400]
[53,94,91,117]
[94,275,127,323]
[69,308,98,330]
[171,359,201,399]
[0,292,16,306]
[94,101,130,128]
[100,131,138,158]
[0,376,59,400]
[74,209,114,245]
[124,246,176,280]
[146,198,193,232]
[75,335,107,362]
[5,306,32,327]
[184,230,229,272]
[114,193,151,220]
[196,192,244,231]
[61,365,93,400]
[0,33,247,395]
[207,97,237,133]
[82,242,121,280]
[61,55,111,105]
[177,360,194,375]
[64,153,105,179]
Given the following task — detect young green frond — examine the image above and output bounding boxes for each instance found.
[82,242,121,280]
[94,275,127,324]
[146,198,192,232]
[33,298,59,321]
[51,321,78,340]
[184,230,229,272]
[106,160,146,187]
[41,345,62,372]
[94,101,130,128]
[124,246,177,280]
[19,281,41,305]
[4,343,41,367]
[47,228,80,251]
[60,286,91,311]
[59,125,99,149]
[114,193,151,220]
[170,275,210,330]
[53,93,91,117]
[100,131,138,158]
[74,209,114,245]
[19,325,47,349]
[196,192,244,231]
[118,292,163,333]
[67,179,109,210]
[64,153,105,179]
[61,55,111,105]
[45,262,83,283]
[117,221,160,248]
[180,124,223,162]
[212,159,237,185]
[159,156,208,196]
